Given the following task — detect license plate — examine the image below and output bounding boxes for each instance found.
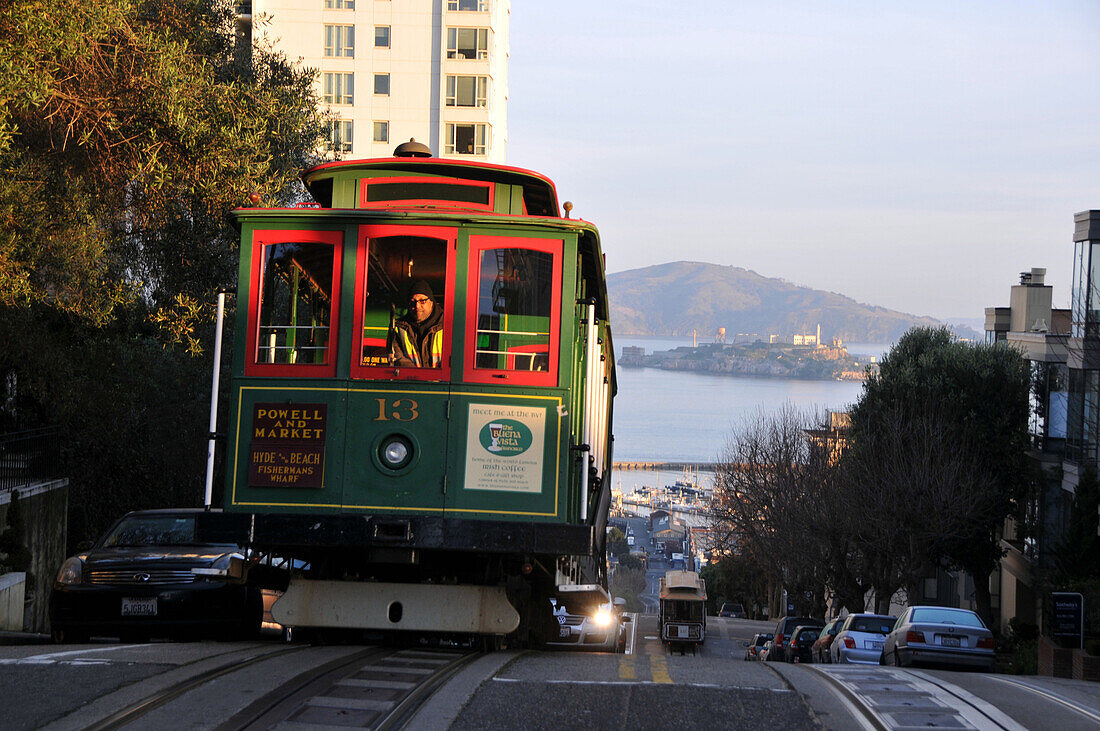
[121,597,157,617]
[940,636,961,647]
[559,626,571,638]
[867,640,884,650]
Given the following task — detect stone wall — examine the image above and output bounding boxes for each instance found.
[0,480,68,633]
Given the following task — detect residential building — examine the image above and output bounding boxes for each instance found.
[240,0,509,161]
[981,210,1100,634]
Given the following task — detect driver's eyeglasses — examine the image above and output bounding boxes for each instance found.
[410,297,432,306]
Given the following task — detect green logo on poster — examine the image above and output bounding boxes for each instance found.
[479,419,532,455]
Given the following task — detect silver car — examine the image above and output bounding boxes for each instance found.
[831,613,895,664]
[881,606,995,671]
[546,597,623,651]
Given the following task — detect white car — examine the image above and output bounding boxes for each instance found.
[831,613,895,664]
[881,606,995,671]
[545,597,625,651]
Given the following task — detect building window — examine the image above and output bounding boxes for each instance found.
[446,27,489,60]
[446,75,487,108]
[445,123,487,155]
[326,120,353,152]
[322,73,354,105]
[374,26,390,48]
[324,25,354,58]
[373,121,389,143]
[374,74,390,95]
[448,0,487,9]
[324,0,354,8]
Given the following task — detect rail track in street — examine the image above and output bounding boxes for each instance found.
[809,664,1100,730]
[35,641,482,731]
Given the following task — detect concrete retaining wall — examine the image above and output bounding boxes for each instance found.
[0,572,26,631]
[0,480,68,633]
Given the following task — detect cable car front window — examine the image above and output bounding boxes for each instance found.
[475,248,552,371]
[257,242,334,365]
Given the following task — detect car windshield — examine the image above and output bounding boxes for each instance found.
[910,608,984,628]
[100,515,198,547]
[850,616,894,634]
[755,635,769,646]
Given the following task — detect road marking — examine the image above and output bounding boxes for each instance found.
[618,656,636,680]
[989,675,1100,725]
[0,643,152,665]
[649,653,672,683]
[493,678,792,690]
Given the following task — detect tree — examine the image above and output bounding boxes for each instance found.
[0,0,325,542]
[846,327,1030,625]
[607,527,630,557]
[840,397,1006,613]
[709,405,837,617]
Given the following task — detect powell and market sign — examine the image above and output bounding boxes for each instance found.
[248,403,327,489]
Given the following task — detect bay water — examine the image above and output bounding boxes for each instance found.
[611,336,889,493]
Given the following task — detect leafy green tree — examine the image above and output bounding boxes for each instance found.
[0,0,325,542]
[607,527,630,557]
[846,327,1030,625]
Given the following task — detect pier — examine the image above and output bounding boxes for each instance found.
[613,461,719,472]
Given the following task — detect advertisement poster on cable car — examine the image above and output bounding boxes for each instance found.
[464,403,545,493]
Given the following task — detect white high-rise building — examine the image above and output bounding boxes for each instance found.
[241,0,509,162]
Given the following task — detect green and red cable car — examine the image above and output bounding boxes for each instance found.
[214,144,615,643]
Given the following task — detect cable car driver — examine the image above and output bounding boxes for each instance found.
[391,280,443,368]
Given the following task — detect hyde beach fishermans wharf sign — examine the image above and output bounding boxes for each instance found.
[465,403,545,493]
[248,403,327,488]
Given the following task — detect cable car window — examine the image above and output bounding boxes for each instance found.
[366,181,489,205]
[256,242,334,365]
[474,248,553,372]
[360,235,448,369]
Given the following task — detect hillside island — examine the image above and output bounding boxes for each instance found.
[619,337,874,381]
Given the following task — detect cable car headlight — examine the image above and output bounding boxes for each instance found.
[380,436,413,470]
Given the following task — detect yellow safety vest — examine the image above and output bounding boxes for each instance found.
[394,322,443,368]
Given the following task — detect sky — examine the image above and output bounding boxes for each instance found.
[506,1,1100,321]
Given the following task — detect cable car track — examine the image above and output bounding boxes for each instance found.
[82,644,308,731]
[67,643,481,731]
[809,665,1028,730]
[218,646,482,730]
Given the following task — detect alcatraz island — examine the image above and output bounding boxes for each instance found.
[619,328,874,382]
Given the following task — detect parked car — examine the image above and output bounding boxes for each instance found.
[812,618,842,663]
[546,596,626,651]
[719,602,746,618]
[881,606,994,671]
[49,509,265,643]
[768,615,826,661]
[787,624,822,663]
[758,639,775,661]
[832,613,896,664]
[743,632,773,660]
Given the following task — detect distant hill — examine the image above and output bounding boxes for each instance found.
[607,262,953,343]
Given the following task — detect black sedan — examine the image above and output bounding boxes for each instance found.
[49,509,263,643]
